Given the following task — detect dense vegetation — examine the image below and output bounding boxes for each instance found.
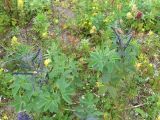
[0,0,160,120]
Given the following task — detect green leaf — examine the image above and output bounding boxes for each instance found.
[12,85,20,97]
[89,46,119,72]
[22,83,33,90]
[56,79,73,104]
[107,86,117,99]
[44,100,52,111]
[56,78,70,90]
[61,91,72,104]
[135,108,147,118]
[49,101,59,113]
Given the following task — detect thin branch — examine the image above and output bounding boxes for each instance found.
[124,103,147,110]
[63,108,76,112]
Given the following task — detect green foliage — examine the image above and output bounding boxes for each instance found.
[0,0,160,120]
[8,42,78,119]
[33,13,50,35]
[0,70,12,98]
[89,45,119,73]
[89,40,139,82]
[0,13,10,34]
[75,93,102,119]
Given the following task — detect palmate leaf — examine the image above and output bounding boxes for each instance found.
[35,92,60,113]
[11,85,20,97]
[89,46,119,72]
[61,88,73,104]
[56,78,73,104]
[80,93,98,107]
[49,101,59,113]
[11,96,22,111]
[75,93,101,119]
[89,47,107,72]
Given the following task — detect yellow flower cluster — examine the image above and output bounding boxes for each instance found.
[17,0,24,10]
[156,115,160,120]
[0,68,4,73]
[96,81,104,87]
[2,114,8,120]
[90,26,97,34]
[126,4,138,19]
[44,59,51,67]
[53,19,59,24]
[126,12,133,19]
[11,36,20,46]
[135,63,142,69]
[148,30,154,36]
[41,32,48,38]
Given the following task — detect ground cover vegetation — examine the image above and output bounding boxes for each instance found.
[0,0,160,120]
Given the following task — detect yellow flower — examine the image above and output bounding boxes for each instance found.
[156,115,160,120]
[148,30,154,36]
[88,22,92,26]
[44,59,51,67]
[11,36,20,46]
[142,28,145,32]
[96,82,104,87]
[2,114,8,120]
[90,26,97,34]
[149,63,153,67]
[53,19,59,24]
[135,63,142,69]
[42,32,48,38]
[103,112,108,120]
[17,0,24,10]
[126,12,133,19]
[0,68,4,73]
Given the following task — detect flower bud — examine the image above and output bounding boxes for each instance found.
[135,11,143,19]
[126,12,133,19]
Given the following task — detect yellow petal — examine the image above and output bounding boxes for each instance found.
[126,12,133,19]
[17,0,24,10]
[90,26,97,34]
[148,30,154,36]
[44,59,51,67]
[11,36,20,46]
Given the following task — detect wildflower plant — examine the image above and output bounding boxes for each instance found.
[0,0,160,119]
[9,42,78,118]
